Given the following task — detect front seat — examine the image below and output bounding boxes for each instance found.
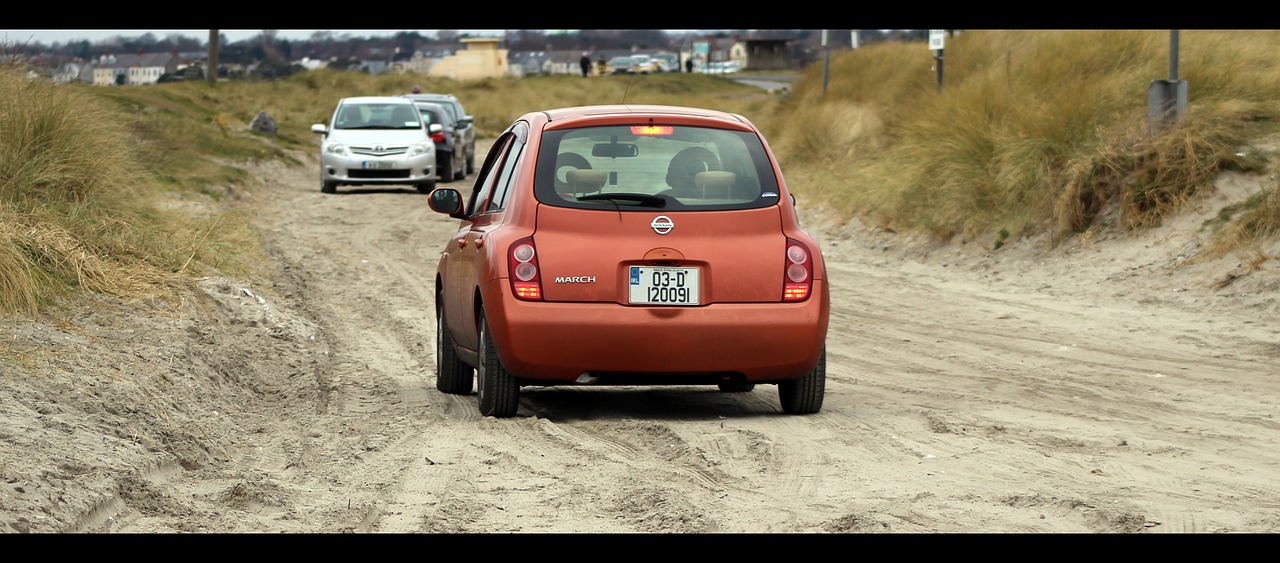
[391,105,418,127]
[665,146,721,196]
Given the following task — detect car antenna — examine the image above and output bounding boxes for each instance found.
[622,73,635,105]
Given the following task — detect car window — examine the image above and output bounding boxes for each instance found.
[467,132,516,216]
[486,123,527,212]
[336,102,421,129]
[534,124,779,211]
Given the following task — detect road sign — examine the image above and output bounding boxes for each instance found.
[929,30,945,50]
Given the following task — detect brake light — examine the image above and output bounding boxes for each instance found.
[509,237,542,301]
[430,131,445,143]
[782,239,812,302]
[631,125,674,136]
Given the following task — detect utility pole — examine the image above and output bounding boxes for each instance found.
[821,30,830,95]
[1147,30,1187,134]
[207,29,219,85]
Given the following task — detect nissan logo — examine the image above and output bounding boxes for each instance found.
[651,215,674,235]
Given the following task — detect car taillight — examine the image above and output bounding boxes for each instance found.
[509,237,542,301]
[783,239,812,302]
[430,132,445,143]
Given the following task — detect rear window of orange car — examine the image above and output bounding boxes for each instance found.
[534,125,781,211]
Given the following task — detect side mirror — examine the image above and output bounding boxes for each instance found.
[311,123,327,134]
[429,123,444,134]
[428,187,465,217]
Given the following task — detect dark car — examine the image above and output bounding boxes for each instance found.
[412,101,467,182]
[427,104,830,418]
[401,93,476,175]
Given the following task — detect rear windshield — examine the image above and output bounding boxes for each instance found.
[534,124,781,211]
[334,103,423,130]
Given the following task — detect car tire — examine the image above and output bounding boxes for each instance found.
[435,300,474,395]
[416,180,436,194]
[778,347,825,414]
[453,155,466,181]
[439,158,454,184]
[477,309,519,418]
[718,383,755,393]
[466,151,475,175]
[321,180,336,194]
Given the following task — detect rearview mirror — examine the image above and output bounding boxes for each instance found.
[592,143,639,158]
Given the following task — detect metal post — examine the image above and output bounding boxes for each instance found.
[1147,29,1187,134]
[935,49,943,93]
[821,30,830,95]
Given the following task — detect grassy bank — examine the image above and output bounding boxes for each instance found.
[3,29,1280,318]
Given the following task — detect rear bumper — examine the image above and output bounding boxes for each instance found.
[480,280,829,384]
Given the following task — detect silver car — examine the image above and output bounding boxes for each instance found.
[311,96,440,194]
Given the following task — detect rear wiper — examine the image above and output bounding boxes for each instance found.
[577,193,668,207]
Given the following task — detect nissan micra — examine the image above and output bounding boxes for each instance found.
[429,105,830,418]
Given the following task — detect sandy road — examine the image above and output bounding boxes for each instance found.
[30,138,1278,533]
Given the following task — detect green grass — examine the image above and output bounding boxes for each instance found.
[3,29,1280,318]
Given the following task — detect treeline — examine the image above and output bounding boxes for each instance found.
[14,29,927,67]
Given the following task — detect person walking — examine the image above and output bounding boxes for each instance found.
[580,52,592,77]
[685,57,694,73]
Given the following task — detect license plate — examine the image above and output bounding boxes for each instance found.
[362,161,395,169]
[629,266,699,305]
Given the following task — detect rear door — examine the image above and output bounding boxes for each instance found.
[533,206,788,305]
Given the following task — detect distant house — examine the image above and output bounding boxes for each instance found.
[427,37,508,80]
[51,61,91,84]
[90,50,185,86]
[677,34,795,72]
[732,34,793,71]
[391,48,449,75]
[296,57,327,71]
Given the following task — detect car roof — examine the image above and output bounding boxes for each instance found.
[533,104,750,128]
[402,93,458,102]
[412,100,448,111]
[342,96,415,105]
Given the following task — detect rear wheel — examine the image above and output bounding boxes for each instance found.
[466,149,476,175]
[453,154,466,181]
[439,158,454,184]
[477,309,519,418]
[778,347,825,414]
[435,300,473,394]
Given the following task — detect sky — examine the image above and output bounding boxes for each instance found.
[0,29,704,45]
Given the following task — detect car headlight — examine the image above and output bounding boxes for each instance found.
[325,142,347,156]
[411,141,433,156]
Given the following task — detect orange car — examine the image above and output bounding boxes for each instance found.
[428,105,830,417]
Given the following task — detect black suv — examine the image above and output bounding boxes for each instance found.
[400,93,476,175]
[410,101,467,182]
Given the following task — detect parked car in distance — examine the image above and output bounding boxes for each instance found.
[411,100,467,182]
[607,56,634,74]
[311,96,439,194]
[427,104,830,418]
[400,92,477,175]
[699,61,742,74]
[628,54,659,74]
[652,52,679,72]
